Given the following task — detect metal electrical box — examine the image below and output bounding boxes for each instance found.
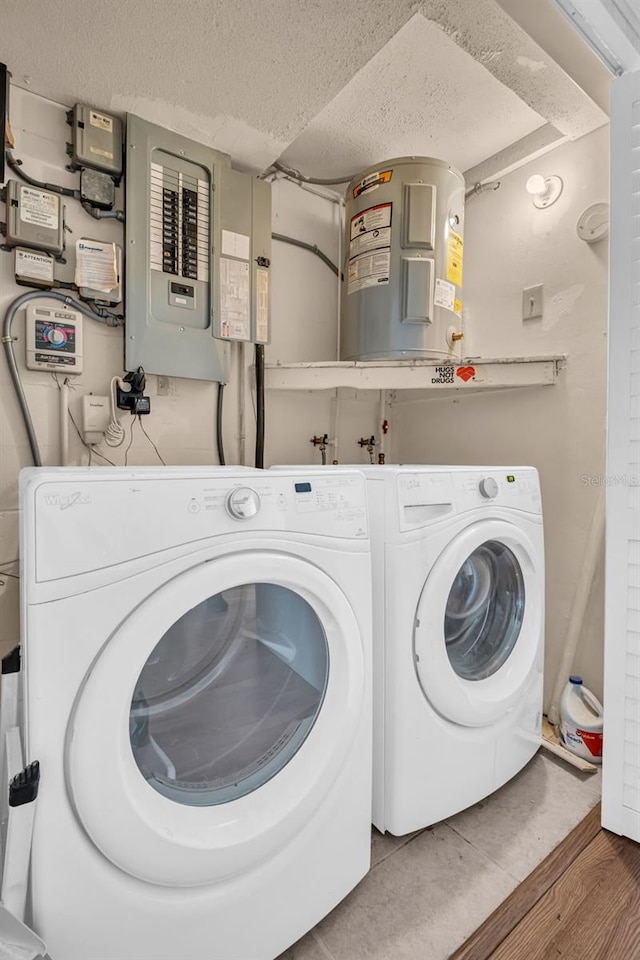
[218,168,271,344]
[340,157,465,361]
[68,104,123,178]
[125,115,271,381]
[3,180,65,255]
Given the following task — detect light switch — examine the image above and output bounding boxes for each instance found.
[522,284,543,321]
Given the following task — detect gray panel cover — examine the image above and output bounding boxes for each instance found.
[125,114,230,382]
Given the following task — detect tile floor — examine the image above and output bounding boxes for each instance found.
[278,750,602,960]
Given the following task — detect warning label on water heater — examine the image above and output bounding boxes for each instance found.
[349,202,392,259]
[348,202,392,294]
[347,250,390,294]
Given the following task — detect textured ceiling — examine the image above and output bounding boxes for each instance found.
[279,14,547,179]
[0,0,608,174]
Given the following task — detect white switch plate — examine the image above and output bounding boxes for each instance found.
[523,284,543,320]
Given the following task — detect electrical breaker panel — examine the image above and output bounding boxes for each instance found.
[218,168,271,344]
[3,180,64,255]
[67,104,123,179]
[25,304,83,374]
[125,114,271,381]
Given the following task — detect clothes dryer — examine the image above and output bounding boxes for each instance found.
[19,467,372,960]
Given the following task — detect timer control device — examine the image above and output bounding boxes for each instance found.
[25,304,83,374]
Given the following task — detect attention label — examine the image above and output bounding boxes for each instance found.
[15,248,54,282]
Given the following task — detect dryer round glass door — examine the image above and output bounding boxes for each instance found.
[129,584,329,806]
[414,520,542,727]
[66,550,365,887]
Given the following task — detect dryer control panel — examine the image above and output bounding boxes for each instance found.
[25,469,369,584]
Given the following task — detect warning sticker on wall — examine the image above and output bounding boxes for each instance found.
[350,202,392,258]
[347,250,390,294]
[434,278,455,311]
[352,169,393,199]
[447,230,463,287]
[19,186,59,230]
[220,258,250,340]
[256,268,269,343]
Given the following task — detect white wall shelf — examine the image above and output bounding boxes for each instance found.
[265,355,567,394]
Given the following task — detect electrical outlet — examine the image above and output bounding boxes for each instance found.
[157,376,171,396]
[522,284,543,321]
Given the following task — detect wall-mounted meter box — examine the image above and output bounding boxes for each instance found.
[67,104,123,179]
[125,115,271,381]
[3,181,65,255]
[25,304,83,374]
[218,168,271,344]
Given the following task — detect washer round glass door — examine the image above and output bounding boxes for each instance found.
[66,550,365,887]
[444,540,525,681]
[414,520,542,727]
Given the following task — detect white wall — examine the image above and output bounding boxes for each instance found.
[266,177,385,469]
[395,125,609,706]
[0,88,363,654]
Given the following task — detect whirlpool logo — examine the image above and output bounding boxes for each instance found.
[44,492,91,509]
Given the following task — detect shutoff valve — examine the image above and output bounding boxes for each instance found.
[358,435,378,464]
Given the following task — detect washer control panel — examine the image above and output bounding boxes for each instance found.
[226,486,260,520]
[456,469,541,514]
[478,477,499,499]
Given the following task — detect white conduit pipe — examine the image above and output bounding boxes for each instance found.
[336,199,344,361]
[379,390,386,460]
[238,341,246,466]
[330,389,341,464]
[60,378,70,466]
[547,486,606,727]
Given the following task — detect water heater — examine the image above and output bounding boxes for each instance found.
[340,157,465,361]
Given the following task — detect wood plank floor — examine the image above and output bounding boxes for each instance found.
[450,804,640,960]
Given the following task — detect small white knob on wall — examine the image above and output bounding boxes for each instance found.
[576,203,609,243]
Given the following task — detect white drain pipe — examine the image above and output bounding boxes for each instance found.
[547,486,605,727]
[60,378,70,466]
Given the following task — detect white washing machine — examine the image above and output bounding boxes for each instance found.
[365,465,544,835]
[19,466,372,960]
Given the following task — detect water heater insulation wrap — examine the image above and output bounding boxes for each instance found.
[340,157,465,361]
